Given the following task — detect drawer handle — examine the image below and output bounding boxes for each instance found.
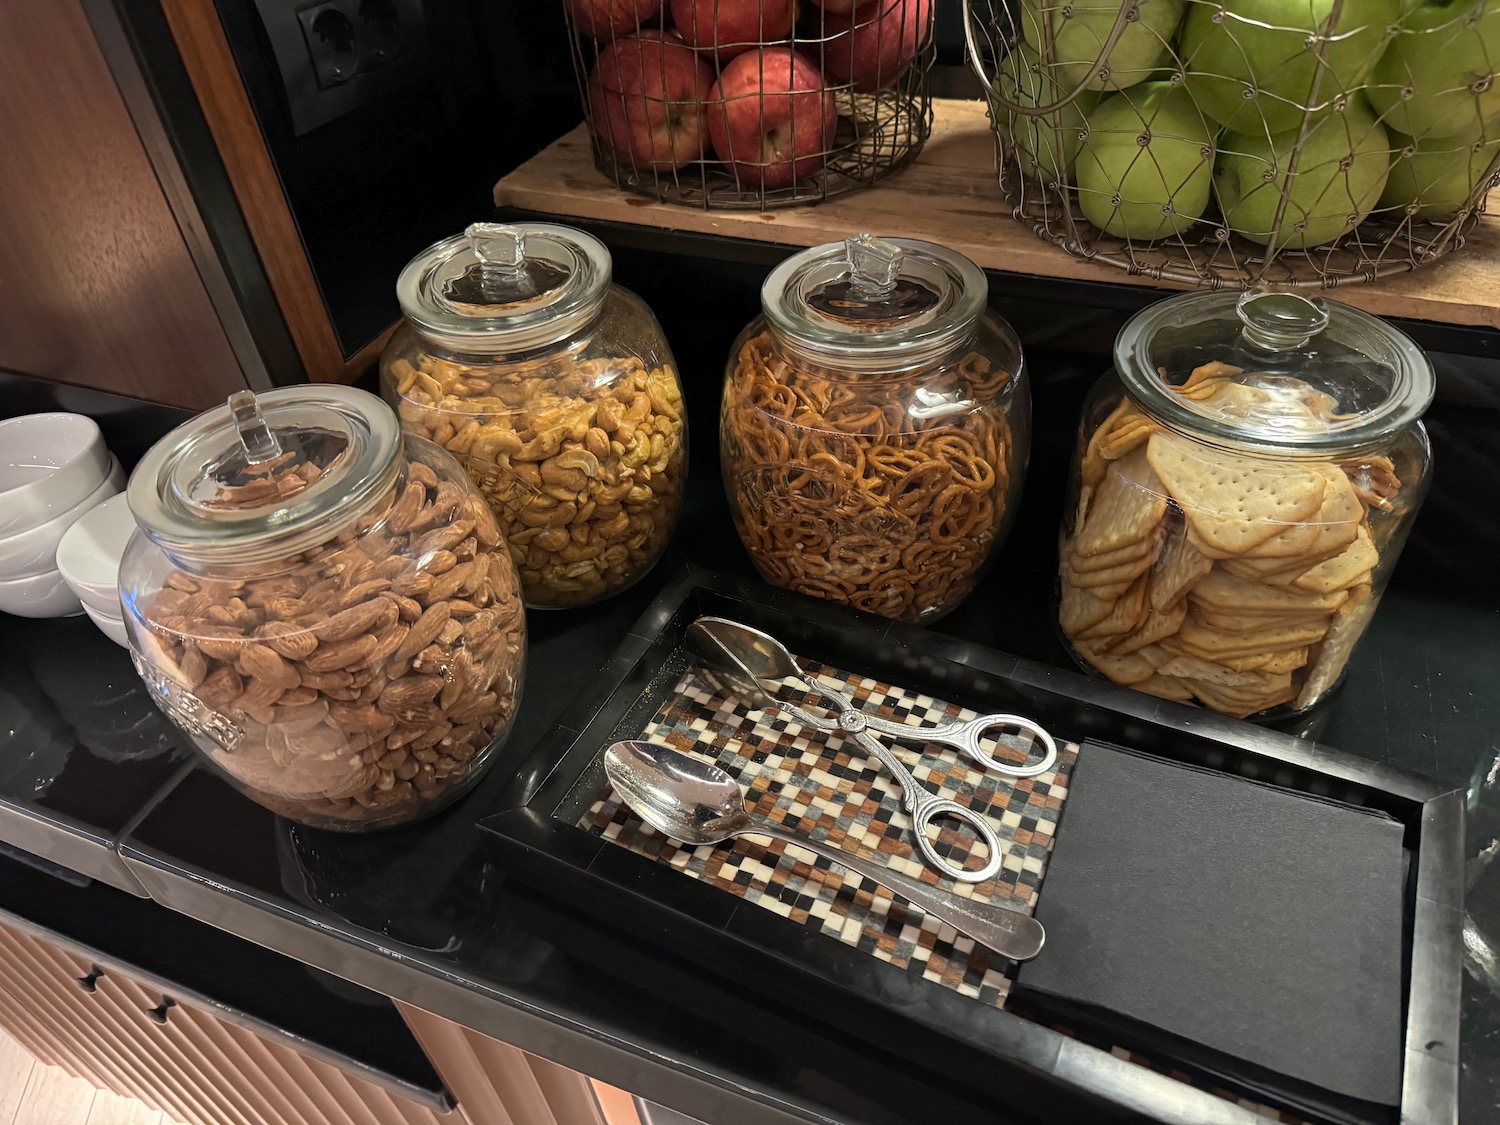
[75,967,104,993]
[146,997,176,1024]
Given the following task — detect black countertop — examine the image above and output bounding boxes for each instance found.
[3,326,1500,1122]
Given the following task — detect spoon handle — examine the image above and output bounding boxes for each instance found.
[740,822,1045,962]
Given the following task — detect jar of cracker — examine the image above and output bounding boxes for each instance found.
[381,222,686,609]
[1059,288,1434,721]
[119,386,527,831]
[722,233,1029,623]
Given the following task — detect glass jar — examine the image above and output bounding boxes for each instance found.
[1058,287,1434,721]
[721,233,1029,624]
[119,386,527,831]
[381,222,687,609]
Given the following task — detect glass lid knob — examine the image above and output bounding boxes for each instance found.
[228,390,282,465]
[846,232,903,299]
[1236,287,1331,352]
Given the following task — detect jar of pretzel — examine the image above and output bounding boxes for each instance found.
[722,233,1029,624]
[381,222,686,610]
[118,386,527,831]
[1059,288,1434,721]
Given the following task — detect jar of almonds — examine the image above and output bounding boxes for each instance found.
[119,386,526,831]
[381,222,686,609]
[1058,288,1434,721]
[722,233,1030,624]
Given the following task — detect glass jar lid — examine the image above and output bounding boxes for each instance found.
[761,234,989,372]
[1115,287,1435,454]
[128,386,401,565]
[395,222,612,355]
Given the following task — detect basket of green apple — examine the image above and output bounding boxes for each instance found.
[563,0,936,208]
[963,0,1500,287]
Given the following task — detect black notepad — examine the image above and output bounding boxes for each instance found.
[1013,743,1405,1116]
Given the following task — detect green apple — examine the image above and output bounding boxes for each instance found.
[1379,129,1500,216]
[1368,0,1500,140]
[1181,0,1400,134]
[995,43,1102,180]
[1020,0,1187,92]
[1075,81,1217,239]
[1216,98,1392,247]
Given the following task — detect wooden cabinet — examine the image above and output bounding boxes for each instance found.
[0,919,455,1124]
[0,2,253,412]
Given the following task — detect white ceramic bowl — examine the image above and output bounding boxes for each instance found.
[0,568,83,618]
[0,456,124,581]
[55,487,135,614]
[81,602,130,648]
[0,413,111,538]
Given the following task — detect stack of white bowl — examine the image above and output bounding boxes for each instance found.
[56,492,139,647]
[0,414,123,621]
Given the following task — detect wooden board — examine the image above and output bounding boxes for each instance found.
[495,99,1500,330]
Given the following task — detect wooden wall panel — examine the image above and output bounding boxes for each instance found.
[0,0,247,411]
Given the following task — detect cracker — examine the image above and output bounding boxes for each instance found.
[1067,528,1158,574]
[1158,655,1291,691]
[1192,608,1333,635]
[1218,647,1310,674]
[1242,466,1361,560]
[1075,447,1168,558]
[1078,574,1150,643]
[1081,398,1136,488]
[1291,524,1379,595]
[1189,569,1350,615]
[1060,581,1114,636]
[1185,678,1297,719]
[1074,641,1157,686]
[1146,433,1327,556]
[1148,514,1214,612]
[1174,361,1242,398]
[1294,599,1379,710]
[1096,417,1160,461]
[1112,597,1189,655]
[1135,673,1195,702]
[1175,613,1331,657]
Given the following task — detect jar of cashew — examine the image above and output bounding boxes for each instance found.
[381,222,687,609]
[722,233,1030,624]
[1058,288,1434,722]
[118,386,527,831]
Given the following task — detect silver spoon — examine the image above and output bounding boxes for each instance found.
[603,740,1046,962]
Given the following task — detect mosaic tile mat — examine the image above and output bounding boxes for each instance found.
[579,655,1078,1006]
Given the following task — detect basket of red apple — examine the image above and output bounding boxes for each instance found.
[963,0,1500,288]
[563,0,936,207]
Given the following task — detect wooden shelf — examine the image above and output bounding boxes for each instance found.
[495,98,1500,331]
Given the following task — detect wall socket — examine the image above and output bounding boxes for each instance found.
[254,0,428,136]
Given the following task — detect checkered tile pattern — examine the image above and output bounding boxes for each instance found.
[579,657,1079,1005]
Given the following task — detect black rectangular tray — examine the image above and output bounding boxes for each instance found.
[478,565,1462,1125]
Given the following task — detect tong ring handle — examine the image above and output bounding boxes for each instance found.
[907,794,1005,885]
[860,712,1059,778]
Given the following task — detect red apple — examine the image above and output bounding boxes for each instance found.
[807,0,866,11]
[708,47,838,189]
[671,0,798,62]
[819,0,933,93]
[565,0,659,41]
[589,32,715,171]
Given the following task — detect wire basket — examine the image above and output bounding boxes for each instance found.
[563,0,935,209]
[962,0,1500,287]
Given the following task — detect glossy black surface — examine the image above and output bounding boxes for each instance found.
[1,295,1498,1122]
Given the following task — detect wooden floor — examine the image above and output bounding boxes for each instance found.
[1,1028,171,1125]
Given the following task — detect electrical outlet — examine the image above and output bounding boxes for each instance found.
[255,0,429,136]
[298,2,360,89]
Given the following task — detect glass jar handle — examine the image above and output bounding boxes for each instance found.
[227,391,282,465]
[1236,287,1331,352]
[845,233,903,299]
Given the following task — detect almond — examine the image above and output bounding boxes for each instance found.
[412,520,474,557]
[387,480,426,533]
[390,594,423,623]
[195,625,250,662]
[326,701,395,736]
[337,579,391,609]
[377,674,444,714]
[427,561,472,603]
[236,644,300,692]
[297,668,353,692]
[448,691,498,725]
[196,666,243,709]
[255,620,318,661]
[303,633,379,672]
[394,603,449,663]
[313,598,391,643]
[352,623,408,671]
[178,645,208,690]
[391,571,433,599]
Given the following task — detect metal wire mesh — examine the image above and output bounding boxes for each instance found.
[963,0,1500,287]
[563,0,935,209]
